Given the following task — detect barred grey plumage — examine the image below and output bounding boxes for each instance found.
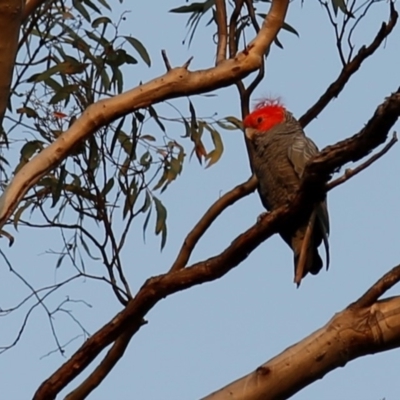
[244,106,330,285]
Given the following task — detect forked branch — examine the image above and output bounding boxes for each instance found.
[33,88,400,400]
[0,0,290,234]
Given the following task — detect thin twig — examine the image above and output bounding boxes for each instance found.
[327,132,397,191]
[215,0,228,64]
[169,175,257,272]
[161,50,172,71]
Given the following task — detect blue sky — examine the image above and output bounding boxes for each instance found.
[1,0,400,399]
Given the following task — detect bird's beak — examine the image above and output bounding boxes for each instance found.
[245,127,256,140]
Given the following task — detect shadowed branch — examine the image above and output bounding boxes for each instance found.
[299,1,398,128]
[33,87,400,400]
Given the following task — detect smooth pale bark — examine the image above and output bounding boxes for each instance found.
[0,0,23,125]
[0,0,290,231]
[203,297,400,400]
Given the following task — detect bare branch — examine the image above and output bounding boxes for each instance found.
[64,322,146,400]
[33,88,400,400]
[0,0,290,232]
[0,0,23,125]
[170,175,257,272]
[327,132,398,191]
[202,273,400,399]
[161,50,172,71]
[299,1,398,128]
[215,0,228,64]
[23,0,47,21]
[228,0,244,58]
[351,264,400,309]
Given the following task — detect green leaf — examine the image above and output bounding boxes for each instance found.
[331,0,354,16]
[13,201,33,231]
[49,84,79,105]
[73,0,91,22]
[142,207,152,242]
[16,107,38,119]
[96,0,111,11]
[282,22,299,37]
[55,253,66,269]
[170,0,214,14]
[148,106,165,132]
[20,140,43,161]
[124,36,151,66]
[153,197,168,250]
[123,180,138,219]
[44,78,62,92]
[204,126,224,168]
[224,116,243,130]
[102,177,114,196]
[92,16,112,28]
[139,151,152,170]
[274,37,284,49]
[110,116,126,155]
[117,130,135,158]
[80,235,100,261]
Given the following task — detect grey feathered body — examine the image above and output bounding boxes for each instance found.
[250,112,329,279]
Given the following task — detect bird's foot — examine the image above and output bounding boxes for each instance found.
[257,212,269,223]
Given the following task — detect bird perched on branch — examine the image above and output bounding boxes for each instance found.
[243,98,330,286]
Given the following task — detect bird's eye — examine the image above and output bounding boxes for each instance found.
[257,117,263,124]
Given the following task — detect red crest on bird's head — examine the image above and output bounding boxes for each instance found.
[243,98,286,136]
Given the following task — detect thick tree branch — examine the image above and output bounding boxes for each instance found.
[202,266,400,400]
[0,0,290,233]
[22,0,46,21]
[299,1,398,127]
[33,88,400,400]
[170,175,258,272]
[64,322,145,400]
[0,0,23,125]
[215,0,228,64]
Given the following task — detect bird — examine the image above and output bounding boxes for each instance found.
[243,98,330,286]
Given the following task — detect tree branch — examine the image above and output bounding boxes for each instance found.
[215,0,228,64]
[23,0,47,21]
[170,175,257,272]
[0,0,290,233]
[0,0,23,125]
[33,88,400,400]
[64,322,146,400]
[202,266,400,400]
[351,264,400,309]
[299,1,398,128]
[327,132,398,191]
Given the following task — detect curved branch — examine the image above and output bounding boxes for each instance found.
[33,88,400,400]
[327,132,397,191]
[64,322,146,400]
[351,264,400,309]
[0,0,290,233]
[215,0,228,64]
[202,266,400,400]
[299,1,398,128]
[170,175,257,272]
[23,0,46,21]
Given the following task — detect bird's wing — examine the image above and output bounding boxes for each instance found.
[287,134,330,269]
